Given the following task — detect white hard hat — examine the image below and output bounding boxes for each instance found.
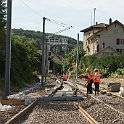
[86,68,89,72]
[94,68,98,71]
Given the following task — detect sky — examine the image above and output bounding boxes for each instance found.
[11,0,124,40]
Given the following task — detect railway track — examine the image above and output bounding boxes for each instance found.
[66,80,124,124]
[1,77,124,124]
[0,75,57,124]
[4,79,99,124]
[15,100,92,124]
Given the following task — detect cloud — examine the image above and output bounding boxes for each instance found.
[11,0,124,39]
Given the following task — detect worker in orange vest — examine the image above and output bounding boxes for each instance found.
[94,68,100,96]
[63,72,68,81]
[86,68,94,95]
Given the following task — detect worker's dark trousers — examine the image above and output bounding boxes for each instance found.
[87,79,93,94]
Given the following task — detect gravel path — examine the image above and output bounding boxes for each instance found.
[0,105,26,124]
[79,97,124,124]
[15,101,90,124]
[98,96,124,113]
[0,75,58,124]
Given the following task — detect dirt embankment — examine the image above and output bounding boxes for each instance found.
[101,78,124,87]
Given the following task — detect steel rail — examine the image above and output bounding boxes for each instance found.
[66,80,124,116]
[48,80,63,97]
[77,84,124,116]
[5,99,38,124]
[66,81,99,123]
[5,80,63,124]
[92,95,124,116]
[74,104,99,124]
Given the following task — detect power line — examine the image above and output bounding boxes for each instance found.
[55,26,73,34]
[19,0,74,35]
[21,0,43,18]
[46,18,68,27]
[21,0,70,28]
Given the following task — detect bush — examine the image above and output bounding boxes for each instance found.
[80,55,124,78]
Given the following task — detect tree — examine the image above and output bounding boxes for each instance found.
[0,0,6,29]
[11,35,41,88]
[0,0,6,79]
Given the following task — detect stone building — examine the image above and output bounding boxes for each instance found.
[80,19,124,57]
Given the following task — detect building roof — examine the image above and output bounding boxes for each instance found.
[86,20,124,40]
[92,46,119,56]
[80,20,124,33]
[80,23,107,32]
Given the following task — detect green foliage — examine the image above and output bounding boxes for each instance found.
[62,46,85,73]
[11,35,41,88]
[111,68,124,78]
[12,29,43,49]
[80,56,97,69]
[0,0,6,29]
[0,0,6,80]
[62,58,70,72]
[80,55,124,78]
[12,29,81,56]
[0,30,6,78]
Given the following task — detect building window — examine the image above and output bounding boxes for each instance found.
[102,52,114,56]
[120,49,123,54]
[87,46,90,52]
[116,49,124,54]
[116,39,119,45]
[116,49,119,52]
[102,42,105,49]
[116,38,124,45]
[96,42,99,52]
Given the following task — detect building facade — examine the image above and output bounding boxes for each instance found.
[80,19,124,56]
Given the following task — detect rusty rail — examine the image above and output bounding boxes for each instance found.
[74,104,99,124]
[5,99,38,124]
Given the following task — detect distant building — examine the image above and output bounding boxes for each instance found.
[80,18,124,57]
[47,35,68,54]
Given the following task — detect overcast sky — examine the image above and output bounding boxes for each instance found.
[11,0,124,40]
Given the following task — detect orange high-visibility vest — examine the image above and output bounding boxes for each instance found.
[63,74,68,81]
[94,71,100,83]
[88,71,94,80]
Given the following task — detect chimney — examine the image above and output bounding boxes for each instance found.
[109,18,112,24]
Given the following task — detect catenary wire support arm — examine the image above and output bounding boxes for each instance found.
[55,26,73,34]
[45,18,68,27]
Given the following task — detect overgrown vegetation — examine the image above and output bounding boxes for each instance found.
[12,28,82,57]
[0,0,6,88]
[80,55,124,78]
[11,35,41,89]
[62,46,84,74]
[62,46,124,78]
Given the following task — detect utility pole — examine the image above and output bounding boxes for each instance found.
[94,8,96,26]
[44,36,48,82]
[93,8,96,34]
[41,17,46,85]
[5,0,12,97]
[73,33,79,96]
[76,33,79,82]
